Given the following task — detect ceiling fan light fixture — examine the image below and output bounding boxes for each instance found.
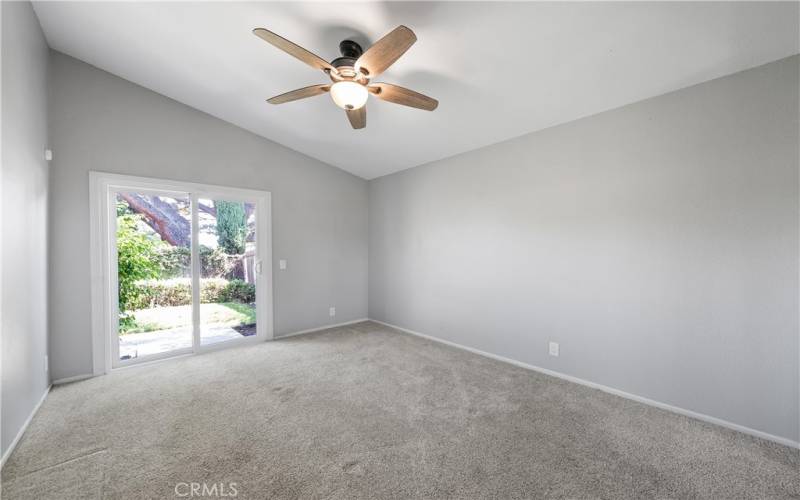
[330,81,368,110]
[255,25,438,129]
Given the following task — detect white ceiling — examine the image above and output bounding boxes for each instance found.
[33,2,799,179]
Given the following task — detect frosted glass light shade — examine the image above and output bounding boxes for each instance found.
[330,81,368,110]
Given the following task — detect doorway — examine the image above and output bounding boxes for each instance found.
[90,173,273,372]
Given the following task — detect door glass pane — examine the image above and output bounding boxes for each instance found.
[116,192,192,360]
[198,198,257,345]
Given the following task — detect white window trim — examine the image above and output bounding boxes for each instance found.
[89,171,274,375]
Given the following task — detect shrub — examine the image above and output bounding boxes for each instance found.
[157,245,242,280]
[157,246,190,279]
[201,278,230,303]
[221,279,255,303]
[129,277,254,309]
[116,210,163,323]
[200,245,234,278]
[130,278,191,309]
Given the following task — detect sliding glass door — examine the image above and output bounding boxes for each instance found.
[94,174,272,370]
[197,197,259,347]
[114,190,194,361]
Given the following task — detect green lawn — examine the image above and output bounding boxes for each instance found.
[121,302,255,334]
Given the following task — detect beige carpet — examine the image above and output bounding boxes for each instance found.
[2,321,798,499]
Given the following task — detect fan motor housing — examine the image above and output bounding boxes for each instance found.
[331,40,364,69]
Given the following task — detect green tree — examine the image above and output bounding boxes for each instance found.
[116,203,163,327]
[216,201,247,254]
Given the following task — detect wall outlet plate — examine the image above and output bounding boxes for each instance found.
[44,355,49,372]
[329,307,336,317]
[549,341,559,357]
[279,259,287,270]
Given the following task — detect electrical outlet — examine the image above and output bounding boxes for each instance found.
[548,341,559,357]
[279,259,287,270]
[44,355,49,373]
[329,307,336,317]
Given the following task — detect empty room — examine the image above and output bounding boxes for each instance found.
[1,1,798,498]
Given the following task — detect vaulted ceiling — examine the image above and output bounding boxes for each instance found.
[33,1,799,179]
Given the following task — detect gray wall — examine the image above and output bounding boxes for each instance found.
[48,52,368,381]
[369,56,800,443]
[1,2,51,456]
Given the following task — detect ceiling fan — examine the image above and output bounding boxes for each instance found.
[253,25,438,129]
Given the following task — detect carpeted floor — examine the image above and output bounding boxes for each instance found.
[2,321,798,499]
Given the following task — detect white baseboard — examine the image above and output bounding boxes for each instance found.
[370,319,800,450]
[1,385,51,469]
[275,318,369,339]
[52,373,95,385]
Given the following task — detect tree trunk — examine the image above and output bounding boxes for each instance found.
[118,193,191,247]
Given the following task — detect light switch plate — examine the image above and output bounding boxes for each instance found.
[279,259,287,270]
[329,307,336,317]
[549,341,559,357]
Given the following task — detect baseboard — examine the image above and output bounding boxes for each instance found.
[52,373,95,385]
[275,318,369,339]
[370,319,800,450]
[1,385,51,469]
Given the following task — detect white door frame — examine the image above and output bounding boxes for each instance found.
[89,171,273,375]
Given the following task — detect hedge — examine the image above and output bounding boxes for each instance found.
[157,245,241,280]
[129,278,255,309]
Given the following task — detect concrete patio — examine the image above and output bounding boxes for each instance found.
[119,325,247,359]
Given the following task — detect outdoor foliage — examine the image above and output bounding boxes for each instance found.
[201,246,233,278]
[216,201,247,254]
[116,205,164,327]
[157,245,242,279]
[219,279,255,303]
[116,196,256,335]
[157,245,190,278]
[129,278,255,309]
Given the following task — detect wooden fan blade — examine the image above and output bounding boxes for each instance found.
[355,26,416,78]
[369,83,438,111]
[267,84,330,105]
[346,106,366,129]
[253,28,334,72]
